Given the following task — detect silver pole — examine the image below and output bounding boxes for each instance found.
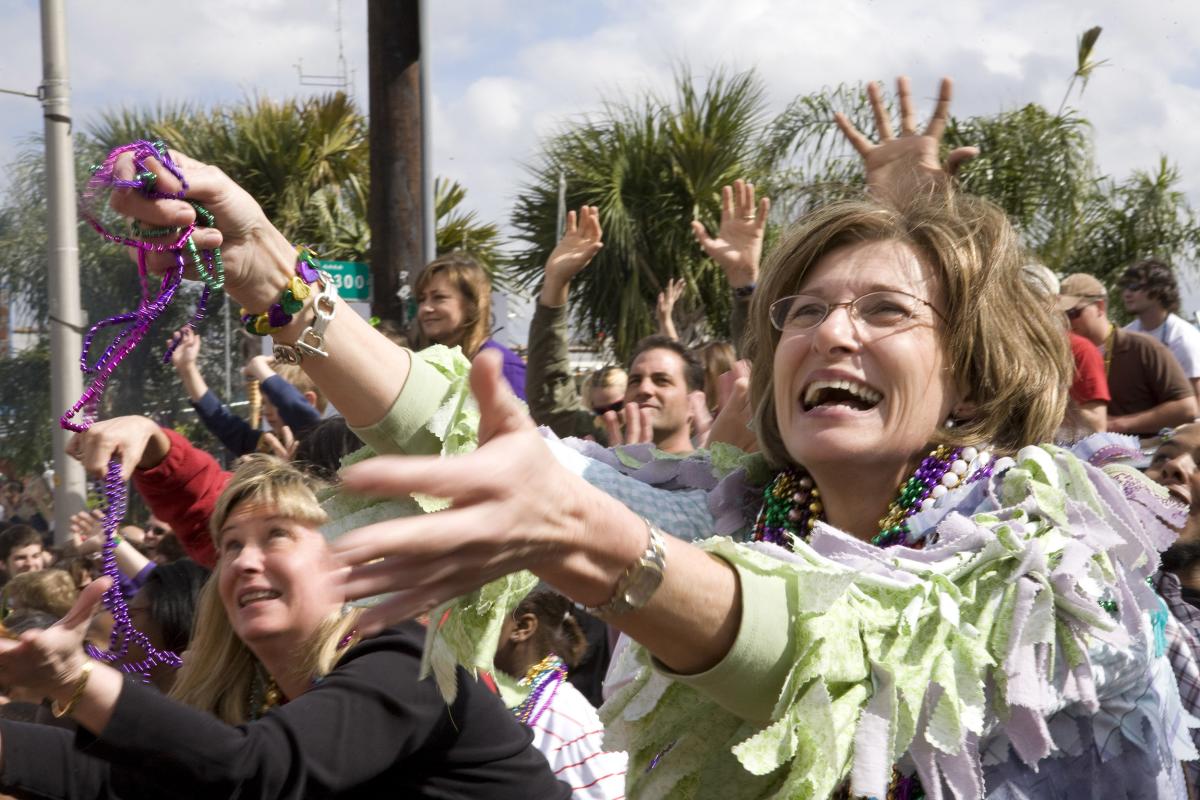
[418,0,434,265]
[40,0,86,543]
[556,170,567,239]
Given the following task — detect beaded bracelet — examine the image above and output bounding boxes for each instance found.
[240,246,322,335]
[272,272,339,364]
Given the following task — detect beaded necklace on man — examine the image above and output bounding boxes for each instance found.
[752,444,994,549]
[512,653,568,727]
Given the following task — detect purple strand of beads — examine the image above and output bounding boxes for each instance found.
[83,461,183,680]
[64,140,211,678]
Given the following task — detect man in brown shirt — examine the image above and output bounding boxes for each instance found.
[1061,273,1197,436]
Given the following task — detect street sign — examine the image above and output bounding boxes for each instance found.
[317,260,372,302]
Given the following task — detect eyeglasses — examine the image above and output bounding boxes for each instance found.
[591,399,625,416]
[1119,281,1146,292]
[1066,300,1100,320]
[768,290,943,333]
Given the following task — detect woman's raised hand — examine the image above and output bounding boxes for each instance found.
[107,150,296,313]
[834,76,979,203]
[691,179,769,290]
[65,416,173,480]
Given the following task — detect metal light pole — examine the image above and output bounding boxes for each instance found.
[41,0,86,542]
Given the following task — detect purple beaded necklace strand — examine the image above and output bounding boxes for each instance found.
[60,140,226,679]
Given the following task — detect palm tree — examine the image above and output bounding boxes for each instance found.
[510,68,776,360]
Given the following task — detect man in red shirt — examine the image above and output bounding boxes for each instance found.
[1068,332,1110,433]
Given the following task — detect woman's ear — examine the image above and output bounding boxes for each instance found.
[510,612,538,643]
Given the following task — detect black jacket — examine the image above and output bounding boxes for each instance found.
[0,623,569,799]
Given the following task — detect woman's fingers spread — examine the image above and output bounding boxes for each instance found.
[897,75,916,135]
[340,455,468,502]
[868,81,893,141]
[924,77,954,139]
[720,184,733,221]
[834,112,872,156]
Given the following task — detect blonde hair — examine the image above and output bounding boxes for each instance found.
[414,252,493,357]
[169,455,360,723]
[582,365,627,401]
[746,191,1071,468]
[2,568,77,618]
[273,363,328,414]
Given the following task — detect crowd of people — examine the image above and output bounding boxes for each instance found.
[0,74,1199,799]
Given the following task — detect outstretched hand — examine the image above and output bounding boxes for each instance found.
[691,179,769,289]
[0,577,110,700]
[333,349,598,634]
[66,416,172,480]
[541,205,603,306]
[834,76,979,203]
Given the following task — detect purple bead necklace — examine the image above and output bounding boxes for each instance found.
[63,140,221,679]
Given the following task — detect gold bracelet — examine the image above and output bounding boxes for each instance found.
[51,660,94,718]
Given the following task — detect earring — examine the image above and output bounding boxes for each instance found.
[944,417,956,429]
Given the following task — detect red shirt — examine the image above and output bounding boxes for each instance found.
[1070,332,1110,405]
[132,428,230,568]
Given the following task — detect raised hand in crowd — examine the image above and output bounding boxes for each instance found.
[834,76,979,204]
[655,278,685,342]
[168,326,209,404]
[256,425,299,460]
[66,509,105,555]
[691,179,769,290]
[540,205,603,307]
[599,402,654,447]
[701,361,756,452]
[241,354,276,382]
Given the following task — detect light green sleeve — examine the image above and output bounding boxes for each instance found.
[349,345,467,457]
[656,560,795,723]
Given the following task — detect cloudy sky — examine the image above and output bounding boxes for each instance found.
[2,0,1200,322]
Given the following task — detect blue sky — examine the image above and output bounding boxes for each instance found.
[2,0,1200,323]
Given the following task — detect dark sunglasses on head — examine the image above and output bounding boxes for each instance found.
[591,399,625,416]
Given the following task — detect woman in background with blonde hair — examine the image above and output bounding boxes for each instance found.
[0,455,567,799]
[416,252,527,399]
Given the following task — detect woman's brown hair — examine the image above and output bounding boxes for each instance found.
[745,190,1071,469]
[414,252,494,357]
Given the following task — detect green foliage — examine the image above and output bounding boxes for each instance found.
[511,68,776,359]
[0,343,52,475]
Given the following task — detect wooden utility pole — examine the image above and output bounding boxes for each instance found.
[367,0,431,327]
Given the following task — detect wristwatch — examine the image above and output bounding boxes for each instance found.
[585,520,667,620]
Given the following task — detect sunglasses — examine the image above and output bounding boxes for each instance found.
[591,399,625,416]
[1120,282,1146,292]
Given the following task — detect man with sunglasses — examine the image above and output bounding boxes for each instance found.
[1120,259,1200,400]
[1060,272,1196,437]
